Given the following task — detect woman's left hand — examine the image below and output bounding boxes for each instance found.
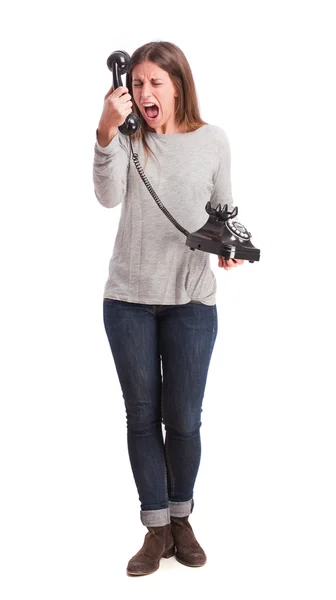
[218,256,244,270]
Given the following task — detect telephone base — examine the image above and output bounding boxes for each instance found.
[185,207,260,262]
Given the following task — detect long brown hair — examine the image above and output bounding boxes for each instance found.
[125,41,207,167]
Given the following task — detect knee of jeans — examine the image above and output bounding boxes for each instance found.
[126,411,161,434]
[164,419,202,438]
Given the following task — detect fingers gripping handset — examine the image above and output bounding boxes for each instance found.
[105,51,141,136]
[97,83,131,143]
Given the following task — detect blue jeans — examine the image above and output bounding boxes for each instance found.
[103,299,218,527]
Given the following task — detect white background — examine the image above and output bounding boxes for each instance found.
[1,0,335,598]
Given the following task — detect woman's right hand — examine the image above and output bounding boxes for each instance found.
[98,85,133,133]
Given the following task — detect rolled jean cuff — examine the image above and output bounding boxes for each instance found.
[140,508,170,527]
[169,498,194,517]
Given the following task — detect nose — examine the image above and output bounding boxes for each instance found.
[140,81,153,100]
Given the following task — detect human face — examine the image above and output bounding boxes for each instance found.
[132,61,179,134]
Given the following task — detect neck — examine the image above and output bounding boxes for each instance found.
[148,121,182,135]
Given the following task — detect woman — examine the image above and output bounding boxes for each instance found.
[93,41,244,576]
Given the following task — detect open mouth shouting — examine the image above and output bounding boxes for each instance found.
[142,102,160,121]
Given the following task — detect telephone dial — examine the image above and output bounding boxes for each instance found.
[106,50,260,262]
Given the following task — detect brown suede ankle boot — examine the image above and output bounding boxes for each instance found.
[126,523,175,576]
[170,515,207,567]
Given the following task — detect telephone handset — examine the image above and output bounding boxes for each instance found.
[106,51,141,136]
[106,50,260,262]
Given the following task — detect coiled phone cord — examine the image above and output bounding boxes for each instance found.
[129,136,190,238]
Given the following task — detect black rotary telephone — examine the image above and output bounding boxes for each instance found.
[106,50,260,263]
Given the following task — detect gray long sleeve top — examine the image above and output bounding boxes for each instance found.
[93,123,234,306]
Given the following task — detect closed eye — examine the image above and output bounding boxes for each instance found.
[133,83,162,87]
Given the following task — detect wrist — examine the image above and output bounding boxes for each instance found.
[96,126,118,147]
